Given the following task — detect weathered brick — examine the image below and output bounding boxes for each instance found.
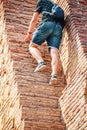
[0,0,87,130]
[59,0,87,130]
[0,1,24,129]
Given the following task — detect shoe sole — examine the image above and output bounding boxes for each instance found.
[34,65,46,72]
[49,78,57,85]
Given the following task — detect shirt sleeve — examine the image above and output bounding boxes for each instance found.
[35,0,42,13]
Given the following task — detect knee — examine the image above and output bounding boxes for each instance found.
[50,48,59,58]
[29,42,39,51]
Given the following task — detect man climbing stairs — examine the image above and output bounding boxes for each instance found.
[12,42,66,130]
[3,0,66,129]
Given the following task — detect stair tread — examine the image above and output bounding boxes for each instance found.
[18,83,64,99]
[4,0,66,129]
[20,95,59,108]
[24,120,65,130]
[22,107,61,122]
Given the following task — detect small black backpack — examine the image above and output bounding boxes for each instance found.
[42,4,65,28]
[51,4,65,28]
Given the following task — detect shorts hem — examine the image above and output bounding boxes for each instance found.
[31,40,42,46]
[48,46,59,50]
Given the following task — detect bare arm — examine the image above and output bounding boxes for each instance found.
[28,12,40,33]
[25,12,40,42]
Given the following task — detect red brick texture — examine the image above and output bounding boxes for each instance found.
[0,0,87,130]
[0,1,24,129]
[59,0,87,130]
[2,0,66,130]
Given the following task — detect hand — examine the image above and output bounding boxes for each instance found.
[25,32,32,42]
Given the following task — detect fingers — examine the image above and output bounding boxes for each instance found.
[25,34,32,42]
[25,36,30,42]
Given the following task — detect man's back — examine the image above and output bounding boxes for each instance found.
[25,0,63,85]
[35,0,54,22]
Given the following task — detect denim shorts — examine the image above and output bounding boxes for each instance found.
[32,21,62,50]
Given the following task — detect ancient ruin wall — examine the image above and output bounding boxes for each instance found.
[0,1,24,129]
[59,0,87,130]
[0,0,87,129]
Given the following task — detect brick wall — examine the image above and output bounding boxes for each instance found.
[2,0,66,129]
[0,0,87,129]
[0,1,24,129]
[59,0,87,129]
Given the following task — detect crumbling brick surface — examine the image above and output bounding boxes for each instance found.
[2,0,66,130]
[0,0,87,130]
[59,0,87,130]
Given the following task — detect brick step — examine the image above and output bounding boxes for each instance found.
[18,83,64,99]
[13,58,63,75]
[22,107,61,122]
[24,120,65,130]
[17,76,65,87]
[20,95,59,109]
[16,74,64,84]
[13,64,65,88]
[14,64,63,75]
[16,70,65,86]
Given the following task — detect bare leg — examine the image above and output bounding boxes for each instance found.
[50,48,60,75]
[29,42,46,72]
[29,42,44,63]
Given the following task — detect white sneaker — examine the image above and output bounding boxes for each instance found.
[49,74,57,85]
[34,62,46,72]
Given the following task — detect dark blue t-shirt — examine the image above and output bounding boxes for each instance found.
[35,0,55,22]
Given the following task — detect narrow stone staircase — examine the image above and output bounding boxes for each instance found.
[12,43,66,130]
[3,0,66,129]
